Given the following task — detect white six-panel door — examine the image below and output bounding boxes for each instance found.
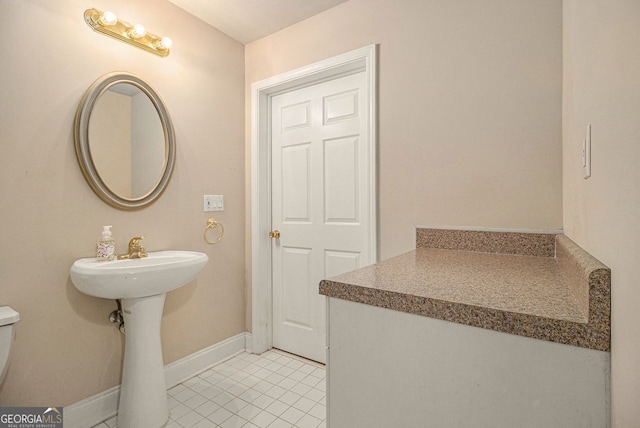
[271,71,371,363]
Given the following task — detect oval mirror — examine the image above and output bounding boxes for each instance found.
[74,72,175,210]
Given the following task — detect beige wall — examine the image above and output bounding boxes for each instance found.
[563,1,640,425]
[246,0,563,263]
[0,1,245,406]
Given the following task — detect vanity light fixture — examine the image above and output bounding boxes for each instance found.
[84,8,172,57]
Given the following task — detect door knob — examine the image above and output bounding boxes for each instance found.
[269,230,281,239]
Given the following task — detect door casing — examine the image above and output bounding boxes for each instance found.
[250,44,378,355]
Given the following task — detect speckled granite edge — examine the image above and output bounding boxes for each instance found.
[556,235,611,351]
[416,228,556,257]
[320,231,611,352]
[320,279,609,351]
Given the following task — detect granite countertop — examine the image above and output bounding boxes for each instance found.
[320,230,611,351]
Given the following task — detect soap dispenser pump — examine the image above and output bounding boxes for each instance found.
[96,225,115,261]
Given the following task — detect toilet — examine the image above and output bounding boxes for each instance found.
[0,306,19,384]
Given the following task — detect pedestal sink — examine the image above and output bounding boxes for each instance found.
[70,251,208,428]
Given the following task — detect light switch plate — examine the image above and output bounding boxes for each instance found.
[583,125,591,179]
[204,195,224,211]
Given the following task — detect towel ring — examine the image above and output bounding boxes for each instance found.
[204,217,224,245]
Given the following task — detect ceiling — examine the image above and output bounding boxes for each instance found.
[166,0,349,44]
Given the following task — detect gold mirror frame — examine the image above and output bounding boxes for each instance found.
[74,72,176,210]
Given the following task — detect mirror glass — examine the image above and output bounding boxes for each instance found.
[74,72,175,210]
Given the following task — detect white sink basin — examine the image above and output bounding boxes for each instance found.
[70,250,208,299]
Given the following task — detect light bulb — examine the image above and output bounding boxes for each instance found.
[129,24,146,39]
[155,36,173,50]
[99,11,117,26]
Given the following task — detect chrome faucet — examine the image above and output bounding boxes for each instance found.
[118,236,148,260]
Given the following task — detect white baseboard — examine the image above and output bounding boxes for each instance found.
[164,333,247,387]
[64,386,120,428]
[64,332,249,428]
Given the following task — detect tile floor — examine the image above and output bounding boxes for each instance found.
[93,350,326,428]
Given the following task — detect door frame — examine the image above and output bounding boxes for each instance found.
[250,44,377,355]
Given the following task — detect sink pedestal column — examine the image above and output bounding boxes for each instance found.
[117,293,169,428]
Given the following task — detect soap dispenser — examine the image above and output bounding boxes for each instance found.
[96,225,115,261]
